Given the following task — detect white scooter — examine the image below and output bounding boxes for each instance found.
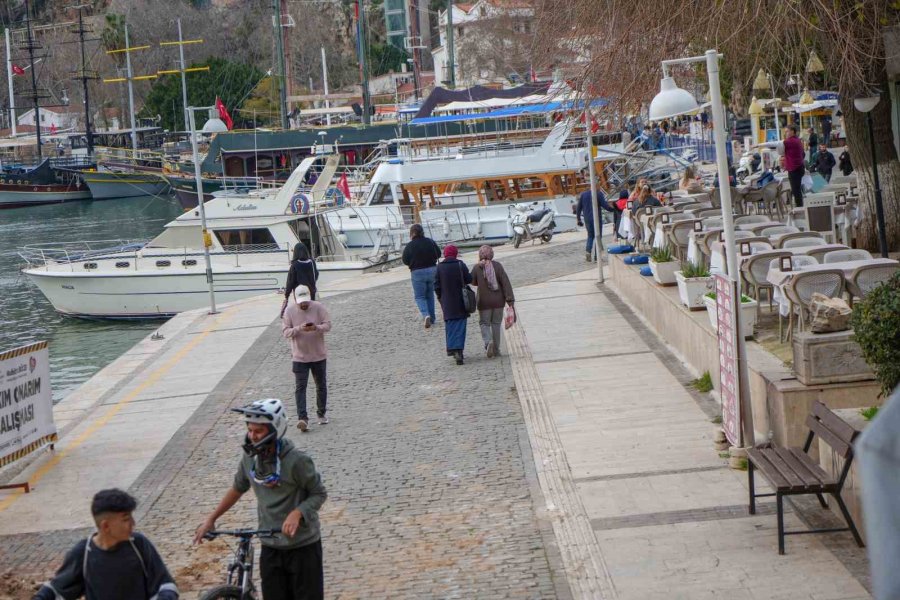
[509,202,557,248]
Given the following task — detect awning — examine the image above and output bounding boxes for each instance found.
[791,99,838,113]
[409,98,607,125]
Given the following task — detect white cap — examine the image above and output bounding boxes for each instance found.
[295,285,311,300]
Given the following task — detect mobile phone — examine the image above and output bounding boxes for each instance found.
[304,322,314,327]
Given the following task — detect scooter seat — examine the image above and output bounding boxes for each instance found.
[527,208,550,223]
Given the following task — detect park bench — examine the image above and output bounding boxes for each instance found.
[747,400,865,555]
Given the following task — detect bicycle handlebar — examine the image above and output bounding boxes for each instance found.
[203,528,280,540]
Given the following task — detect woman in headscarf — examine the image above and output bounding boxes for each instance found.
[282,242,319,317]
[434,244,472,365]
[470,245,515,358]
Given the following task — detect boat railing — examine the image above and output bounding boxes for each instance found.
[49,155,96,170]
[19,240,148,267]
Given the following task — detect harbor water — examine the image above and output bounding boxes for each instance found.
[0,195,185,403]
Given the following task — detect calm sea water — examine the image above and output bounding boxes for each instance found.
[0,195,184,403]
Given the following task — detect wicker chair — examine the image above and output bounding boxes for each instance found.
[698,228,724,267]
[703,217,724,229]
[804,245,849,263]
[694,208,722,218]
[776,232,826,249]
[823,249,873,264]
[788,207,808,230]
[734,215,772,227]
[759,225,799,237]
[667,220,702,261]
[782,237,827,249]
[784,270,845,339]
[846,263,900,306]
[742,251,792,316]
[761,182,784,219]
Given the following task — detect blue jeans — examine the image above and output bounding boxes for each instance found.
[584,219,595,254]
[410,266,436,321]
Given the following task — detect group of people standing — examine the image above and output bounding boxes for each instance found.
[403,224,515,365]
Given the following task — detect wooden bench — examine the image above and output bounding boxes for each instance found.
[747,400,865,554]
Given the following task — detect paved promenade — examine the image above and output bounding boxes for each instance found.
[0,231,873,599]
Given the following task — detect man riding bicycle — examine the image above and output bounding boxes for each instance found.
[194,399,328,600]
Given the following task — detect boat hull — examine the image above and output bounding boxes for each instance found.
[0,186,93,209]
[82,172,170,199]
[23,262,373,319]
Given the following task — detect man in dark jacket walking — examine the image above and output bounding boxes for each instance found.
[576,186,615,262]
[402,224,442,329]
[814,145,836,182]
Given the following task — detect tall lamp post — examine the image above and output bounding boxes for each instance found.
[649,50,754,446]
[854,95,889,258]
[187,105,229,314]
[753,69,781,142]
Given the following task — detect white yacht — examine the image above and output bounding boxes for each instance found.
[324,120,622,248]
[20,150,403,318]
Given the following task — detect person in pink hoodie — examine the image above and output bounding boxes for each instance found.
[282,285,332,432]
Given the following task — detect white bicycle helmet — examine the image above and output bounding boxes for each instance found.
[232,398,288,441]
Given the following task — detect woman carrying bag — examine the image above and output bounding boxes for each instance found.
[470,245,515,358]
[435,245,473,365]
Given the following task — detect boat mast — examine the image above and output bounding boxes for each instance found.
[355,0,371,125]
[71,4,98,157]
[446,0,455,88]
[159,22,207,133]
[5,30,17,136]
[272,0,289,129]
[23,0,47,160]
[123,24,138,154]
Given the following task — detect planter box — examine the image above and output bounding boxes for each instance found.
[792,331,875,385]
[703,295,758,339]
[675,271,713,310]
[649,259,679,286]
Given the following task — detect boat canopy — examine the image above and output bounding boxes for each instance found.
[409,99,608,126]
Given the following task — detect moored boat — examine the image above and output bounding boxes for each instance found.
[79,168,170,200]
[0,159,92,209]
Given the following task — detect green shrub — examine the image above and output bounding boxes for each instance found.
[850,271,900,396]
[691,371,714,393]
[650,247,673,263]
[705,291,754,303]
[860,406,879,421]
[680,262,710,278]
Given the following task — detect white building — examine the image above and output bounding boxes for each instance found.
[17,106,81,131]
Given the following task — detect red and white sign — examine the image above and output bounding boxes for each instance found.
[715,274,741,446]
[0,341,56,468]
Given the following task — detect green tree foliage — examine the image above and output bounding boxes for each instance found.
[369,41,408,77]
[851,271,900,396]
[102,14,126,67]
[240,76,281,128]
[139,57,264,132]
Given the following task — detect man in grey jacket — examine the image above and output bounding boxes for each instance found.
[194,399,327,600]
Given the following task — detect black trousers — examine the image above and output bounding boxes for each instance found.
[788,167,805,207]
[260,541,324,600]
[293,360,327,420]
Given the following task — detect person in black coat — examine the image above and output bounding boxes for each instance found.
[814,145,836,182]
[839,147,853,176]
[434,244,472,365]
[401,223,442,328]
[282,242,319,316]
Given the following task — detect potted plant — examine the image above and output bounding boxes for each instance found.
[649,247,679,286]
[675,262,712,310]
[703,291,759,338]
[850,271,900,396]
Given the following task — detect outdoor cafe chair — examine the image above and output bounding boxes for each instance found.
[761,182,784,220]
[734,214,772,227]
[770,255,818,341]
[782,237,828,249]
[784,269,845,340]
[846,263,900,306]
[703,217,724,229]
[788,207,808,230]
[804,245,849,263]
[776,232,825,249]
[694,208,721,218]
[667,220,702,261]
[760,225,799,237]
[742,251,792,316]
[698,228,724,267]
[823,249,873,264]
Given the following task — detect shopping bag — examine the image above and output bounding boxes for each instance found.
[810,173,827,193]
[504,305,517,330]
[801,173,814,192]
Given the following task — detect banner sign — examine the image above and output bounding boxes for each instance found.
[715,275,741,446]
[0,341,56,468]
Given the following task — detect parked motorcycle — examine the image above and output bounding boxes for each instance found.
[735,151,762,182]
[509,202,557,248]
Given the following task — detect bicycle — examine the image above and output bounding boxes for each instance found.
[199,528,280,600]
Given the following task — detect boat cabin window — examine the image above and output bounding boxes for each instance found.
[214,228,278,250]
[369,183,394,205]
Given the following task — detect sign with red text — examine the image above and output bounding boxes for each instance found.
[715,275,741,446]
[0,341,56,468]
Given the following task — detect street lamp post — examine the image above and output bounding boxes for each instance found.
[854,95,889,258]
[187,105,229,314]
[650,50,754,446]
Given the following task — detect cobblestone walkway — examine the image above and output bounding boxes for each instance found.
[2,241,591,599]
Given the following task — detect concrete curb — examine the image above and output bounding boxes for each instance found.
[506,320,619,599]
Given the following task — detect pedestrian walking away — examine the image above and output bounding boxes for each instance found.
[435,244,472,365]
[401,223,442,329]
[195,399,328,600]
[576,182,615,261]
[282,285,332,430]
[282,242,320,317]
[782,125,806,207]
[470,245,515,358]
[33,489,179,600]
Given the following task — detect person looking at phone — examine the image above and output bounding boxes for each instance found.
[282,285,332,431]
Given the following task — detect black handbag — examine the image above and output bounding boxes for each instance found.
[459,262,477,315]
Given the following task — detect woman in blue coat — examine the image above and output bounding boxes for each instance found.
[434,244,472,365]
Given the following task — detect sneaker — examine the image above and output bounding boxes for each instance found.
[585,252,592,262]
[297,419,309,432]
[424,316,433,329]
[317,415,329,425]
[486,341,495,358]
[455,352,464,365]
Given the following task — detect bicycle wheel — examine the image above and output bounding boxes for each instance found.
[198,584,244,600]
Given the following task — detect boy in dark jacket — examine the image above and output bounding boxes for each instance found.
[33,489,178,600]
[814,145,836,182]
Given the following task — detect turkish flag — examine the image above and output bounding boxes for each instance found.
[215,96,233,130]
[337,172,351,201]
[12,65,24,76]
[50,123,57,134]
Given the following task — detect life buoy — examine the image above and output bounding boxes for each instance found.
[289,192,310,215]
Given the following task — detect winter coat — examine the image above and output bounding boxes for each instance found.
[434,258,472,321]
[471,261,515,310]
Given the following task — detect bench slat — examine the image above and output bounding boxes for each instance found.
[779,448,830,487]
[748,449,795,492]
[787,448,837,490]
[765,449,812,491]
[811,401,857,443]
[805,414,852,458]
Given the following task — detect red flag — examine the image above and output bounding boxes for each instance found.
[12,65,24,76]
[337,172,351,200]
[50,123,57,134]
[215,96,233,130]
